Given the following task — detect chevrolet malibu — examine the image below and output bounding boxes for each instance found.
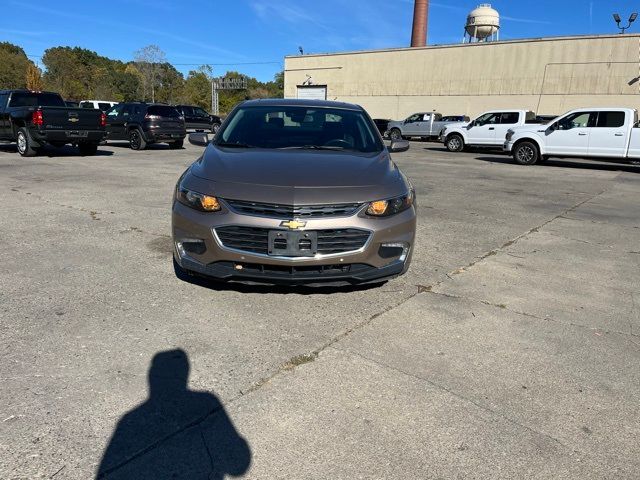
[172,99,416,286]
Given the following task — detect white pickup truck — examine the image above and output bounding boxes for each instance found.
[504,108,640,165]
[440,110,537,152]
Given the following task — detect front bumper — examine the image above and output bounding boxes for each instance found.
[172,201,416,286]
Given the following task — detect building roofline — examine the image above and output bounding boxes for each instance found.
[284,33,640,59]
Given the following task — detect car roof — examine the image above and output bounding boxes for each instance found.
[0,89,60,95]
[240,98,363,111]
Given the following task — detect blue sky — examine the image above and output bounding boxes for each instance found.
[2,0,640,82]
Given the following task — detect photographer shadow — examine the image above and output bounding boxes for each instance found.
[97,349,251,479]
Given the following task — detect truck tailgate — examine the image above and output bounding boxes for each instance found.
[40,107,102,131]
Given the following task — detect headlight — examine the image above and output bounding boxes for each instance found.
[176,184,221,212]
[366,190,415,217]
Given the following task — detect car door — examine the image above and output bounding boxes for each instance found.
[193,107,211,130]
[105,104,126,140]
[467,112,500,144]
[496,112,520,144]
[587,111,628,157]
[403,114,423,136]
[180,106,195,129]
[0,93,9,139]
[544,111,594,156]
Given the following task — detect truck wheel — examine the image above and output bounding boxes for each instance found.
[16,127,38,157]
[445,134,464,152]
[211,123,221,134]
[513,141,539,165]
[389,128,402,141]
[129,128,147,150]
[169,139,184,149]
[78,142,98,156]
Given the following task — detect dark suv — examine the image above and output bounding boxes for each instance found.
[104,103,186,150]
[174,105,222,133]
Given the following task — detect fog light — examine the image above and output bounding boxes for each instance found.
[176,239,206,256]
[379,242,409,262]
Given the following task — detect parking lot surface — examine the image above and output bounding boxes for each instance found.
[1,140,639,479]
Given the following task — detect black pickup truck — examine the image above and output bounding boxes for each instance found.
[0,90,106,157]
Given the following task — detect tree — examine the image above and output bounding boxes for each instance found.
[183,66,213,110]
[25,64,43,91]
[0,42,34,89]
[133,45,167,102]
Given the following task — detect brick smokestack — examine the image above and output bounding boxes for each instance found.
[411,0,429,47]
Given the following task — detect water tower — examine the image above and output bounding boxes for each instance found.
[463,4,500,43]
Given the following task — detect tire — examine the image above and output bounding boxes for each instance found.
[389,128,402,141]
[16,127,38,157]
[445,133,464,152]
[169,139,184,149]
[211,123,221,134]
[78,142,98,156]
[129,128,147,150]
[513,141,540,165]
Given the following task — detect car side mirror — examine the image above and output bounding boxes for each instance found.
[388,140,410,153]
[189,132,209,147]
[546,123,557,134]
[467,121,475,129]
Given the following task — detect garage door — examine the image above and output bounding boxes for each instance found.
[297,86,327,100]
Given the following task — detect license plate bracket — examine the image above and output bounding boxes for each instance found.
[268,230,317,257]
[66,130,88,138]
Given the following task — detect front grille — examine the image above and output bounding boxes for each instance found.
[215,226,370,256]
[224,199,362,219]
[316,229,370,254]
[215,226,269,255]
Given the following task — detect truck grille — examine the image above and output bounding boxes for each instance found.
[215,226,370,256]
[224,199,362,219]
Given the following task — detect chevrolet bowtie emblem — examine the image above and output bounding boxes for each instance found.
[280,220,306,230]
[68,117,79,123]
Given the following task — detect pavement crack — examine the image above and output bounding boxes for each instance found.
[331,346,576,453]
[96,404,226,478]
[446,189,609,278]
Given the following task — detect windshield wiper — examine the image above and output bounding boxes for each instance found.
[215,142,256,148]
[278,145,348,150]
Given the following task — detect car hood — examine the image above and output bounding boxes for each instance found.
[186,145,408,204]
[509,123,545,133]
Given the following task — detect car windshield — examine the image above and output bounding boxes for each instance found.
[215,105,384,153]
[10,92,65,108]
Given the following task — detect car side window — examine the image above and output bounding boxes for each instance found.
[0,93,8,110]
[406,114,421,123]
[106,104,123,118]
[123,105,134,118]
[182,106,193,115]
[557,112,593,130]
[195,108,208,117]
[595,111,625,128]
[500,112,519,124]
[475,113,500,126]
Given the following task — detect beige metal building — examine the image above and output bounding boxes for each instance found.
[284,34,640,119]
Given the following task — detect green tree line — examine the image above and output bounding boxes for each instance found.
[0,42,283,114]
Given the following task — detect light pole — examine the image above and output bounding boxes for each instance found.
[613,12,638,33]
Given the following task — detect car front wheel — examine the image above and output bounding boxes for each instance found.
[389,128,402,141]
[513,141,540,165]
[445,134,464,152]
